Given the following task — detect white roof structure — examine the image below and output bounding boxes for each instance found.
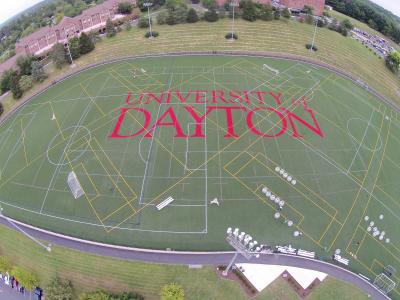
[236,263,327,292]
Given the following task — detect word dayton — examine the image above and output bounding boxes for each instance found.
[109,90,324,139]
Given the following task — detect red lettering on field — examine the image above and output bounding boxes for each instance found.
[246,107,287,137]
[144,107,187,138]
[109,107,151,138]
[184,106,216,137]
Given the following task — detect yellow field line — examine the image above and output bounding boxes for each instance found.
[328,106,386,251]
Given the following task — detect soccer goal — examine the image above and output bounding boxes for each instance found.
[67,171,84,199]
[373,273,396,294]
[262,64,279,75]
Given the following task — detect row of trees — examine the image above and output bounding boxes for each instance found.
[0,55,46,99]
[50,31,95,69]
[326,0,400,43]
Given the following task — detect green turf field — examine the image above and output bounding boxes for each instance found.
[0,55,399,296]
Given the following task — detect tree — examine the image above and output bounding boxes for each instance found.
[273,9,280,20]
[125,20,132,30]
[260,5,273,21]
[204,8,218,22]
[68,37,81,60]
[0,256,12,273]
[281,7,291,19]
[19,75,33,92]
[50,43,67,69]
[138,16,151,28]
[118,2,133,14]
[166,0,186,10]
[45,276,74,300]
[160,283,184,300]
[31,61,47,82]
[16,56,35,76]
[10,73,22,99]
[11,267,39,290]
[341,19,353,30]
[172,6,188,24]
[105,19,116,37]
[187,8,199,23]
[0,69,18,94]
[79,32,95,54]
[79,290,110,300]
[201,0,216,10]
[157,11,168,24]
[386,51,400,73]
[88,31,101,45]
[242,0,257,22]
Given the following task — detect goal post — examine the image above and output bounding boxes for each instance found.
[67,171,84,199]
[373,273,396,294]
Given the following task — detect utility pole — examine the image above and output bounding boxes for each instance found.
[310,17,318,52]
[230,0,239,40]
[144,2,153,38]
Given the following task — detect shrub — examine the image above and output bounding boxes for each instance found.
[125,21,132,30]
[0,256,12,273]
[50,43,67,69]
[281,7,291,19]
[16,56,36,76]
[242,0,257,22]
[12,266,39,290]
[45,277,74,300]
[160,283,184,300]
[145,31,159,38]
[105,19,116,37]
[68,37,81,60]
[0,69,18,94]
[204,8,218,22]
[225,32,238,39]
[191,0,200,3]
[157,11,168,24]
[10,74,22,99]
[31,61,47,82]
[202,0,217,10]
[138,16,151,28]
[0,102,3,117]
[260,5,273,21]
[118,2,133,14]
[273,9,280,20]
[79,32,95,54]
[305,43,318,51]
[19,75,33,92]
[187,8,199,23]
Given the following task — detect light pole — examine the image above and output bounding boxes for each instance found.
[66,42,75,67]
[222,227,262,276]
[230,0,239,40]
[310,17,318,52]
[143,2,153,38]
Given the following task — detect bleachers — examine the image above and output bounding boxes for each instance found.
[334,254,350,266]
[297,249,315,258]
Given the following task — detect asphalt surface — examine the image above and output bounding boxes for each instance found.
[0,216,389,300]
[0,284,30,300]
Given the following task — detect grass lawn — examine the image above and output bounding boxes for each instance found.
[2,17,399,115]
[0,225,370,300]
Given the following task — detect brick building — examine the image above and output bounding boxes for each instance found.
[15,0,135,57]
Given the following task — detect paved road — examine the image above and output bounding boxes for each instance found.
[0,216,389,300]
[0,284,30,300]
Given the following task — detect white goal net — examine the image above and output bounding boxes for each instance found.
[67,171,84,199]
